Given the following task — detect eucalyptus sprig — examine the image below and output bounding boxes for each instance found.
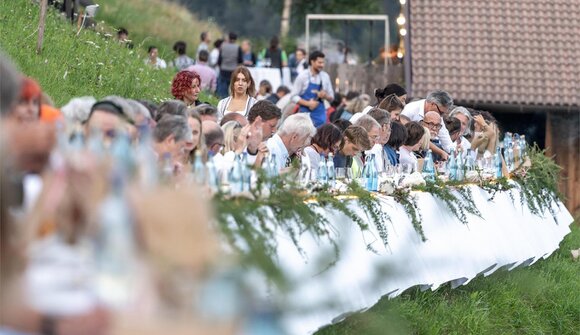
[393,187,425,241]
[479,176,515,202]
[510,145,562,221]
[213,170,391,287]
[413,179,482,225]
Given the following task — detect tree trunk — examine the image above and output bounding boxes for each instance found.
[280,0,292,39]
[36,0,48,54]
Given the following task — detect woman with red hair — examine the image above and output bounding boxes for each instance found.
[171,70,203,107]
[9,77,62,124]
[10,77,41,123]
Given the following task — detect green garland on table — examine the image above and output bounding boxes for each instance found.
[413,179,482,226]
[213,145,563,284]
[478,176,515,202]
[213,173,389,286]
[510,145,563,221]
[392,187,425,241]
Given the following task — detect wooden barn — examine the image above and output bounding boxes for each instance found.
[404,0,580,217]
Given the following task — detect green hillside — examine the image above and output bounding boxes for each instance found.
[0,0,216,106]
[96,0,222,60]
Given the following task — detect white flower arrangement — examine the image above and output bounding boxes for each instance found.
[401,172,426,188]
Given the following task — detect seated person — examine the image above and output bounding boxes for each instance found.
[421,111,444,162]
[385,121,407,166]
[399,121,425,170]
[302,123,342,170]
[267,113,316,172]
[266,85,290,105]
[333,125,371,169]
[153,115,192,166]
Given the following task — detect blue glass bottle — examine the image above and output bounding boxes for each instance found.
[370,154,378,191]
[206,153,219,192]
[448,149,458,181]
[193,151,206,185]
[456,149,465,181]
[506,143,514,171]
[327,153,336,188]
[494,146,503,178]
[269,154,279,177]
[241,152,251,192]
[229,154,243,194]
[422,149,436,181]
[94,172,137,309]
[317,154,328,184]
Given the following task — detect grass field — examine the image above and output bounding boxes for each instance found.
[316,224,580,335]
[95,0,222,61]
[0,0,217,107]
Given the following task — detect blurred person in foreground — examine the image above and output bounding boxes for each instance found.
[0,54,110,335]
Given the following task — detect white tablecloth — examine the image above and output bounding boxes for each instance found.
[248,67,292,91]
[254,185,574,334]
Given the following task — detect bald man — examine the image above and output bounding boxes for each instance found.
[422,111,442,139]
[421,111,445,161]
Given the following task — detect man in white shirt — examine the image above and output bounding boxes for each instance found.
[267,113,316,172]
[401,90,453,160]
[448,106,473,151]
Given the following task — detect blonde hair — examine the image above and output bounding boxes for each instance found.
[420,126,431,150]
[221,120,242,154]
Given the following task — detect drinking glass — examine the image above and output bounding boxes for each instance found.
[401,163,414,175]
[335,167,346,180]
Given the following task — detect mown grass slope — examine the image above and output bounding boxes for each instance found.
[317,224,580,335]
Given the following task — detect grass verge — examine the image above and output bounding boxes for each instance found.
[0,0,216,106]
[316,224,580,335]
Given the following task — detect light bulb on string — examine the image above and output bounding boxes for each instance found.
[400,0,406,5]
[397,15,406,26]
[400,28,407,36]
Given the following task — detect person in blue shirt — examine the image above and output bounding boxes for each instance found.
[384,121,408,166]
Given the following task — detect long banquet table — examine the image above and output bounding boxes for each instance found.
[252,184,574,335]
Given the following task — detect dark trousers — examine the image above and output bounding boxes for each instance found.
[217,70,232,99]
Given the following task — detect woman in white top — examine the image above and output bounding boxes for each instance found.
[302,123,343,171]
[217,66,257,122]
[398,121,425,169]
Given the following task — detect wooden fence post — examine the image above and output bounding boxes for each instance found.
[36,0,48,54]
